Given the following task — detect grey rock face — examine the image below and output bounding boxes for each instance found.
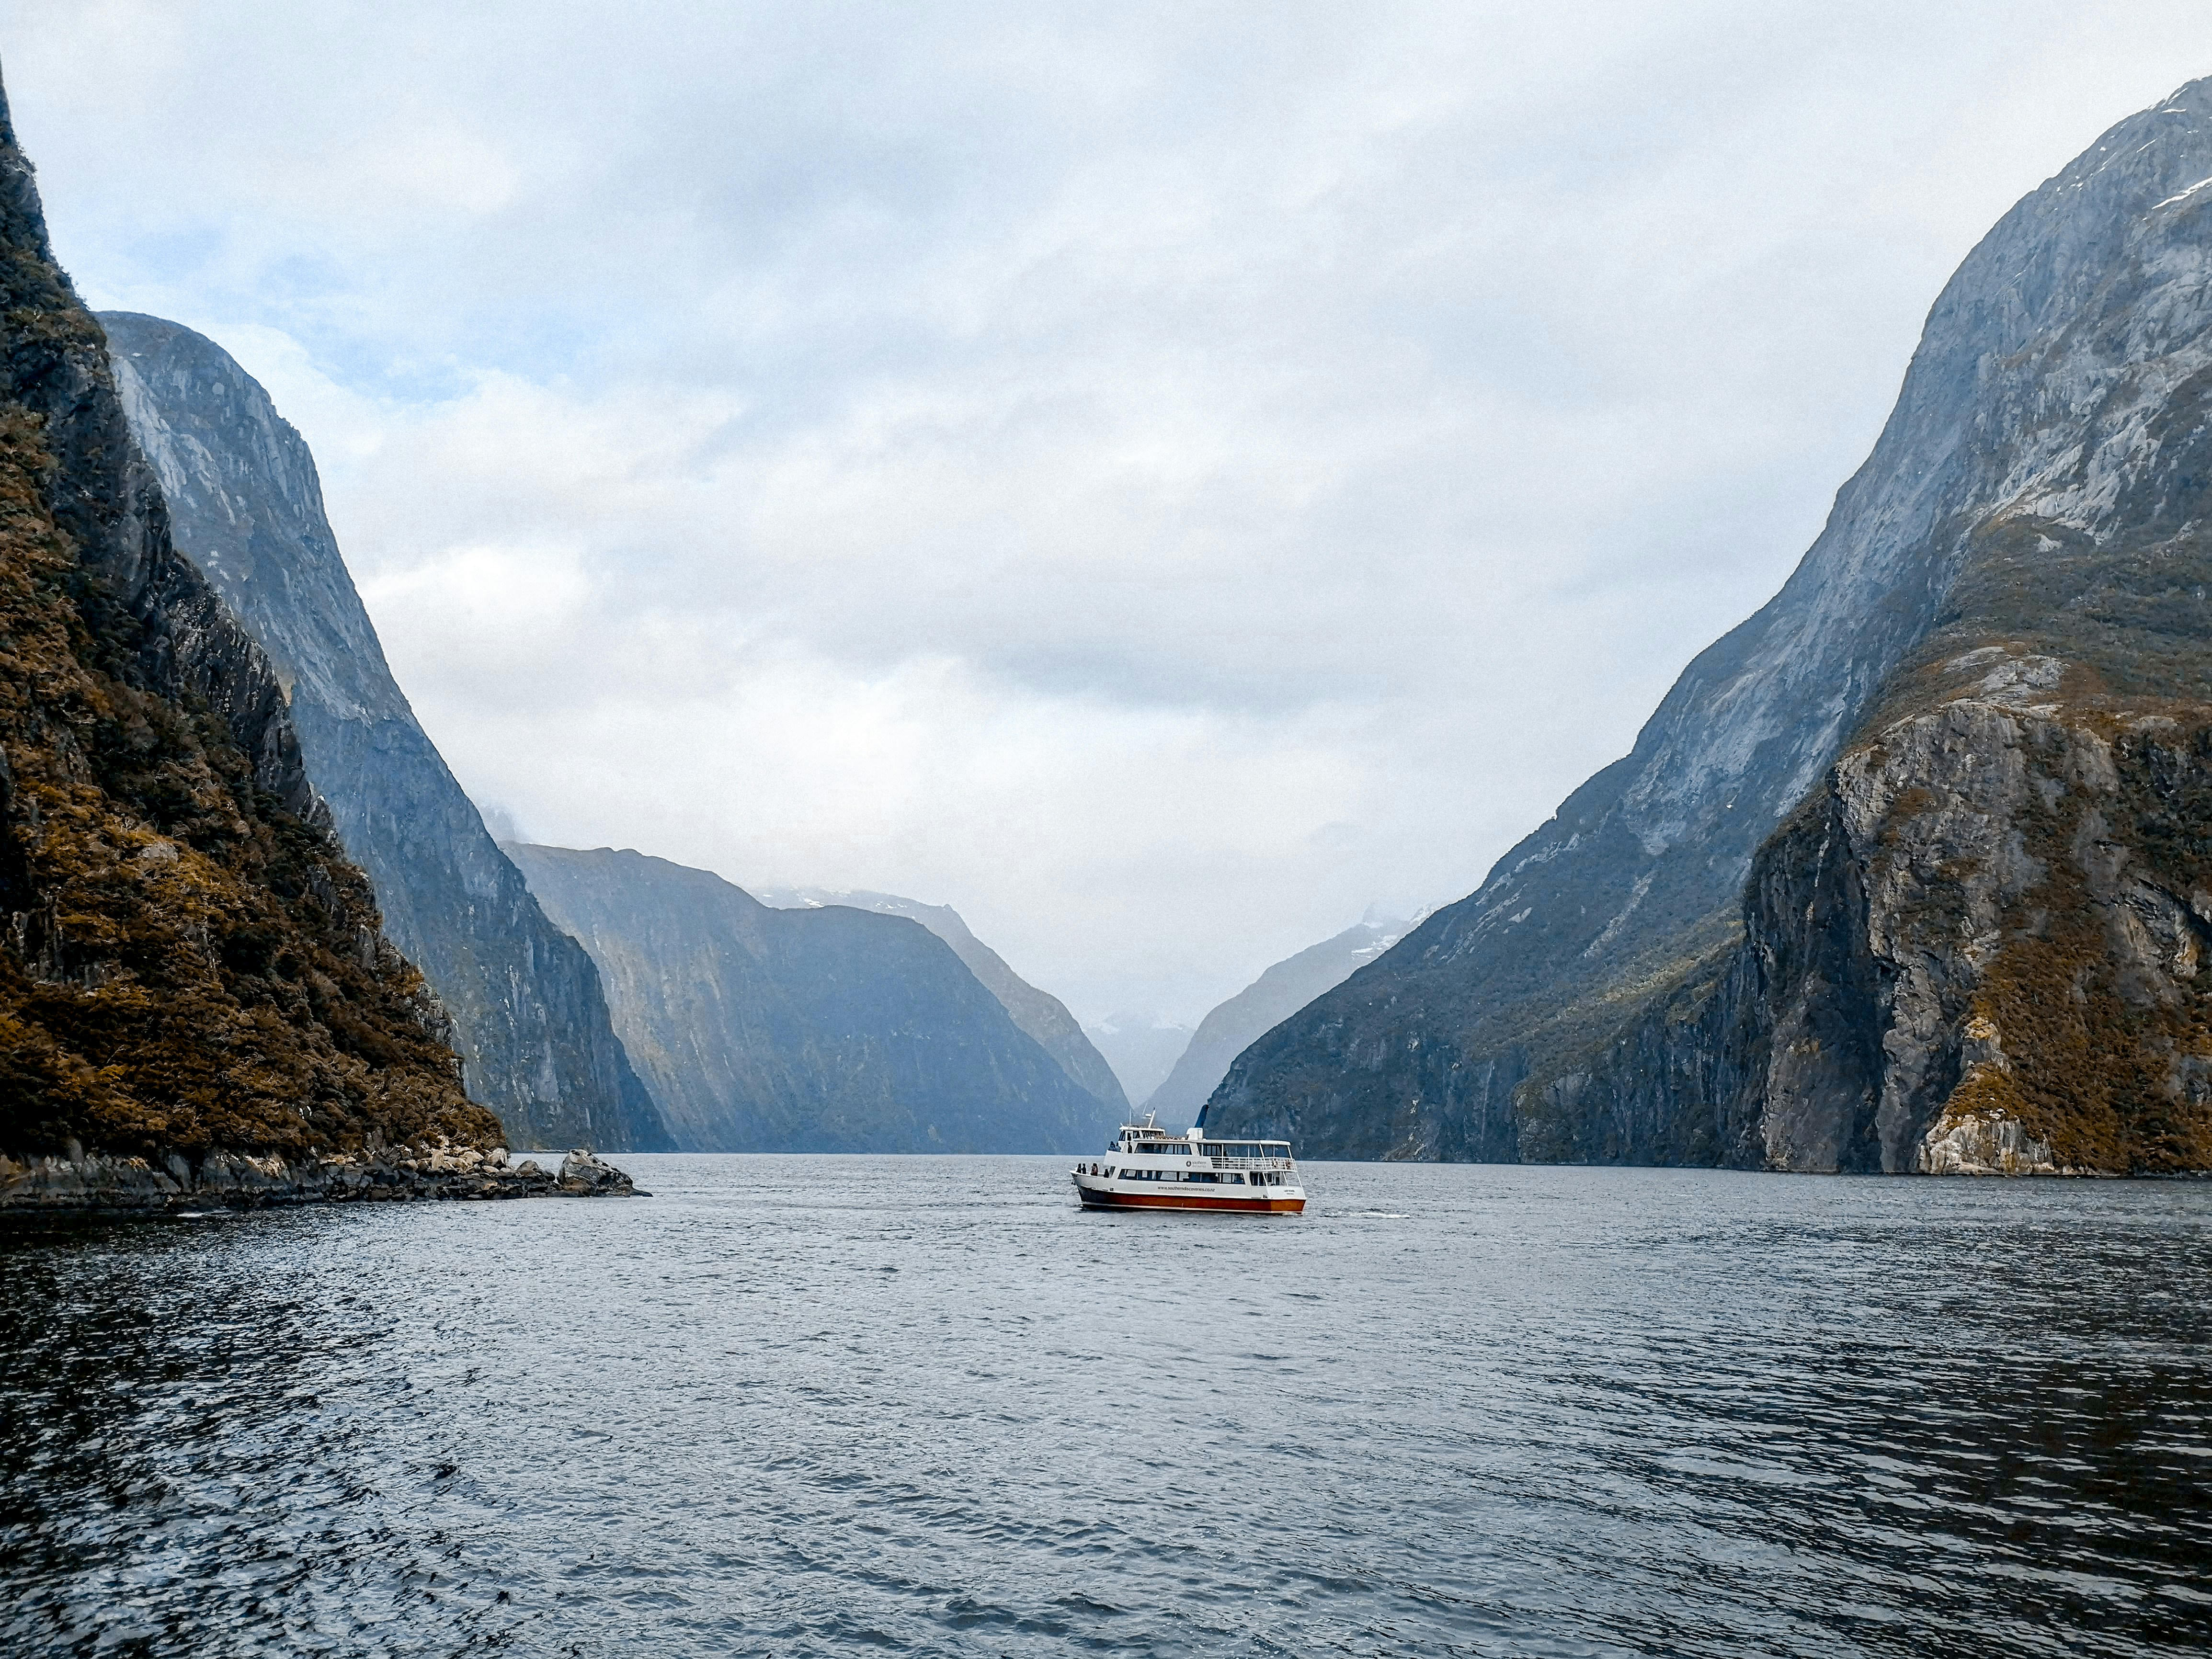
[1146,919,1408,1125]
[101,314,670,1153]
[508,845,1112,1152]
[555,1148,641,1195]
[1548,687,2212,1174]
[1212,77,2212,1171]
[753,886,1127,1118]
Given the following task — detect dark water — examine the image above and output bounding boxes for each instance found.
[2,1158,2208,1658]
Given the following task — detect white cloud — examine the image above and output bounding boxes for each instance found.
[7,0,2212,1018]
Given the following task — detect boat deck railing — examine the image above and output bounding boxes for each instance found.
[1104,1141,1298,1172]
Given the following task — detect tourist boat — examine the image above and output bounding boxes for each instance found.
[1070,1113,1306,1214]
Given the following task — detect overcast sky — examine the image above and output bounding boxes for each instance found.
[7,2,2212,1027]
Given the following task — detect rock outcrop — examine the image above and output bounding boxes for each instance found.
[98,313,670,1154]
[753,885,1127,1119]
[0,72,505,1183]
[551,1146,642,1195]
[1146,917,1409,1125]
[0,1139,639,1210]
[508,844,1113,1152]
[1210,78,2212,1175]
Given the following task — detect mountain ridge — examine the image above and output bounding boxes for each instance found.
[509,845,1112,1153]
[0,73,496,1173]
[99,311,671,1153]
[752,885,1127,1118]
[1209,76,2212,1173]
[1146,918,1407,1125]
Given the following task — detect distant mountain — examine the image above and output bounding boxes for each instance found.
[1210,78,2212,1175]
[0,79,496,1173]
[1084,1016,1195,1113]
[508,846,1109,1152]
[753,886,1128,1119]
[1146,918,1409,1125]
[101,312,670,1152]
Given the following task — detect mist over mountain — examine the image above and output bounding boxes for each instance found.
[101,312,670,1153]
[509,846,1110,1153]
[1209,78,2212,1175]
[1083,1016,1195,1114]
[1146,918,1408,1126]
[752,886,1126,1119]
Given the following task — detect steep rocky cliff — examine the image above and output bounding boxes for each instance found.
[508,846,1111,1152]
[1212,78,2212,1174]
[1146,917,1407,1126]
[99,313,670,1153]
[0,77,497,1170]
[753,885,1127,1118]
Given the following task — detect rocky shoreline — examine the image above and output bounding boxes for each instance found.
[0,1141,644,1214]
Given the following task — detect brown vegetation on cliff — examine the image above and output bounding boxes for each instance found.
[1529,511,2212,1176]
[1851,509,2212,1172]
[1905,708,2212,1173]
[0,80,495,1168]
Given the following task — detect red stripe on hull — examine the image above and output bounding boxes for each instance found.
[1076,1188,1304,1214]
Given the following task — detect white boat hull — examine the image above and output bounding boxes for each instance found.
[1071,1171,1306,1214]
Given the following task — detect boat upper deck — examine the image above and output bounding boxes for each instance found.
[1109,1118,1295,1170]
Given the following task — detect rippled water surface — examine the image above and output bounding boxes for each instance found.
[3,1158,2209,1657]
